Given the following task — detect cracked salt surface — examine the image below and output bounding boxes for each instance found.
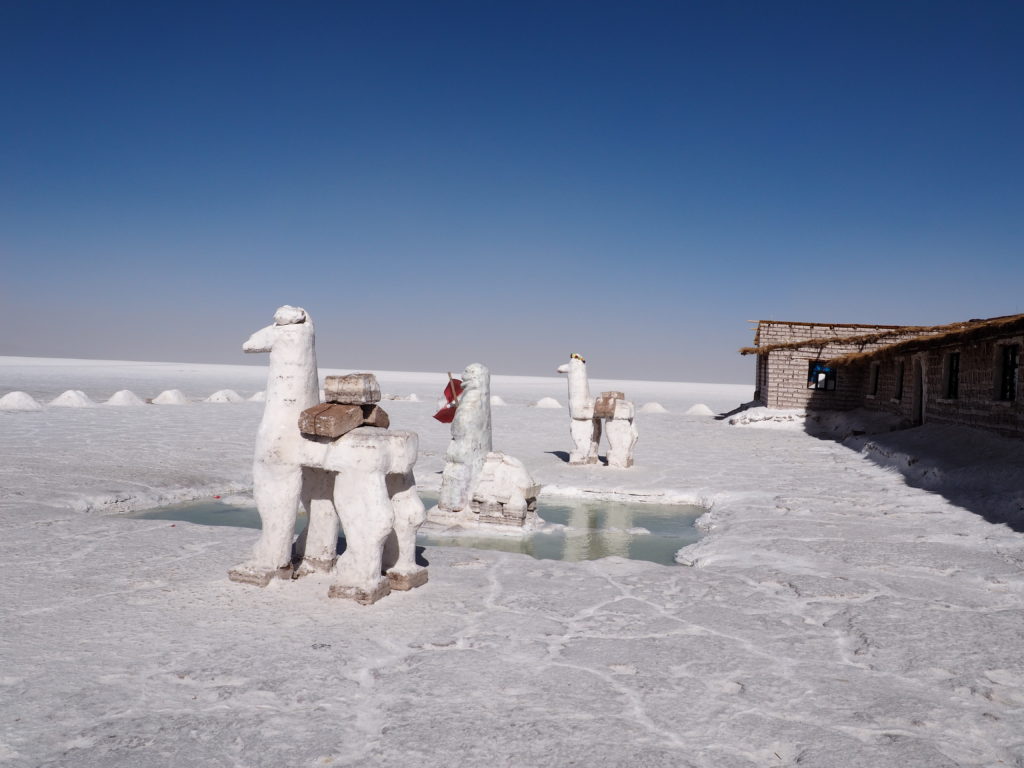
[2,357,1024,767]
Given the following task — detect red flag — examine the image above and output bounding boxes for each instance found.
[432,376,463,423]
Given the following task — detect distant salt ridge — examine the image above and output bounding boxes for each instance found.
[248,391,266,402]
[153,389,189,405]
[491,395,507,406]
[0,391,43,411]
[684,403,714,416]
[533,397,562,409]
[50,390,96,408]
[383,393,420,402]
[106,390,146,406]
[640,402,669,414]
[206,389,244,403]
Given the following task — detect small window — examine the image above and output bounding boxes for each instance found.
[869,363,880,396]
[944,352,960,399]
[999,344,1019,401]
[894,360,905,401]
[807,361,837,391]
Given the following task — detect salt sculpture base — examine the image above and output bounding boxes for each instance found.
[387,567,429,591]
[328,576,392,605]
[227,563,293,587]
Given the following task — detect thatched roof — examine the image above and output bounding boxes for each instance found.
[827,314,1024,365]
[739,323,950,357]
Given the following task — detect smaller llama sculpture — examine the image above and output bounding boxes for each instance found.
[229,306,427,604]
[557,353,638,468]
[433,363,540,527]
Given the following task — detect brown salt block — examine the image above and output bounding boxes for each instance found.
[387,568,428,591]
[360,404,390,429]
[227,563,292,587]
[324,373,381,405]
[298,403,364,438]
[328,579,392,605]
[600,391,625,400]
[594,394,621,419]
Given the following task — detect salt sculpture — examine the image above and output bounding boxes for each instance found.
[228,306,427,604]
[556,353,638,468]
[435,363,540,527]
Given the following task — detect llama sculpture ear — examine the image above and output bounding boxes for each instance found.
[274,306,307,325]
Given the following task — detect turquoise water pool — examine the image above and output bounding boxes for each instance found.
[130,493,704,565]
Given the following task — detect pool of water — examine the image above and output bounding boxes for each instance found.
[130,493,704,566]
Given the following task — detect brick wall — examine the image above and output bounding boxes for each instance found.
[857,336,1024,438]
[754,322,919,410]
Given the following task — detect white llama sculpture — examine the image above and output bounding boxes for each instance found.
[556,353,638,468]
[228,306,427,604]
[434,363,540,527]
[438,363,492,514]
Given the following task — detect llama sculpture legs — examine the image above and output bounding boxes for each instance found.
[605,418,638,468]
[383,472,429,589]
[228,461,304,586]
[293,467,339,576]
[569,418,601,465]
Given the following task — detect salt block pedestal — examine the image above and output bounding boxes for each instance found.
[328,577,392,605]
[227,563,293,587]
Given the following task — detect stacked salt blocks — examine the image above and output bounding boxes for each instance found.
[298,373,390,438]
[594,390,625,419]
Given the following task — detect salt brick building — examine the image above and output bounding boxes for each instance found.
[743,314,1024,439]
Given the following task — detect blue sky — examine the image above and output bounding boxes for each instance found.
[2,1,1022,382]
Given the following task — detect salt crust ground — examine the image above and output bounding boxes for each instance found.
[1,357,1023,767]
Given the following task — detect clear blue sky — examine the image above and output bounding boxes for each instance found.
[2,1,1022,383]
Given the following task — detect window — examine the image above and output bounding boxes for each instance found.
[807,361,837,391]
[869,363,880,396]
[999,344,1019,401]
[944,352,960,399]
[894,360,905,402]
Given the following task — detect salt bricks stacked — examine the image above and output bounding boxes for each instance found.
[594,390,625,418]
[298,373,390,438]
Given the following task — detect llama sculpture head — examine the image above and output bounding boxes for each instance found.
[557,353,593,420]
[244,305,319,410]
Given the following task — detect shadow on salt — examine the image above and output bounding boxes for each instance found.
[130,493,705,566]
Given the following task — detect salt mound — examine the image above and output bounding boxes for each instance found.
[249,391,266,402]
[533,397,562,409]
[383,393,421,402]
[153,389,189,405]
[105,390,146,406]
[50,390,96,408]
[0,391,43,411]
[491,395,507,406]
[640,402,669,414]
[684,403,714,416]
[205,389,244,403]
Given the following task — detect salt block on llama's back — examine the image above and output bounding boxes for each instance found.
[298,403,365,438]
[325,373,381,405]
[594,391,625,419]
[360,404,390,429]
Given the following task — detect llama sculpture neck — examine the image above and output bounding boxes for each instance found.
[566,358,593,420]
[265,323,319,413]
